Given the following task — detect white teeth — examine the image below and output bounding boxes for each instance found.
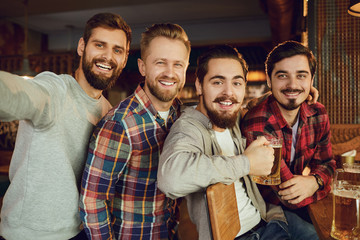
[96,63,111,70]
[220,101,232,106]
[160,81,175,86]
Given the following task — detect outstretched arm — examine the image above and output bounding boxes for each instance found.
[0,71,64,128]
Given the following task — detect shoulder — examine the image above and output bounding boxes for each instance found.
[241,98,271,127]
[304,102,329,120]
[310,102,328,114]
[170,108,208,136]
[303,102,330,128]
[101,94,136,121]
[245,97,271,118]
[32,72,72,95]
[34,71,68,85]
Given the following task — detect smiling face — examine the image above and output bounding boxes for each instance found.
[196,58,246,131]
[267,54,313,112]
[78,27,128,90]
[138,36,189,110]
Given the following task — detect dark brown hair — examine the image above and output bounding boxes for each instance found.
[196,45,248,83]
[265,40,317,78]
[83,13,132,47]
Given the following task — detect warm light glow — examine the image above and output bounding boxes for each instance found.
[247,70,266,82]
[348,0,360,17]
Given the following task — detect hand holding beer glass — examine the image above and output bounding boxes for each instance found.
[331,165,360,240]
[250,135,282,185]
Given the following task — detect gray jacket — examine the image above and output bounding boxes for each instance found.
[158,106,286,240]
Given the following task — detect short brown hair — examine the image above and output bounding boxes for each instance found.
[83,13,132,48]
[265,40,316,79]
[196,45,248,84]
[140,23,191,60]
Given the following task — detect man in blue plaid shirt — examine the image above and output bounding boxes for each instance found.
[79,23,190,240]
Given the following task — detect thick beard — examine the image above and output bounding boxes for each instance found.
[146,76,181,102]
[203,95,240,129]
[82,52,122,91]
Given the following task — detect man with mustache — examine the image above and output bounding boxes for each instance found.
[79,23,190,240]
[158,45,318,240]
[241,41,336,223]
[0,13,131,240]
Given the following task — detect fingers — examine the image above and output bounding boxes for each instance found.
[252,136,269,146]
[307,86,319,105]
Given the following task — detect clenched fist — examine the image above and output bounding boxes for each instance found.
[243,136,274,176]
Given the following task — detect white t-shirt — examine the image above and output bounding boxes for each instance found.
[214,129,261,236]
[290,114,300,164]
[158,110,170,124]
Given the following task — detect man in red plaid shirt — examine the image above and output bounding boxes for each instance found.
[241,41,336,222]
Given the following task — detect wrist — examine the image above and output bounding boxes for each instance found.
[312,174,324,190]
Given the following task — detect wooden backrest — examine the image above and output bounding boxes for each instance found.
[205,182,240,240]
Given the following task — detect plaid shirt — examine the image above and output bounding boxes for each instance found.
[241,95,336,209]
[79,83,181,240]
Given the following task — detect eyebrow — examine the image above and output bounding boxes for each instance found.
[153,58,186,64]
[274,70,310,75]
[209,75,244,80]
[92,39,125,51]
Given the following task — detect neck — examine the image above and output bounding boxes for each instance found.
[212,125,226,132]
[276,102,300,127]
[74,68,103,99]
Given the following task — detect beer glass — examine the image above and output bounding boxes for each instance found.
[251,136,282,185]
[331,165,360,239]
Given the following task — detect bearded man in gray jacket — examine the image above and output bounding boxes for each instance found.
[158,45,319,240]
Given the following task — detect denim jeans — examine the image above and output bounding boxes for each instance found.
[284,210,319,240]
[235,210,319,240]
[235,219,290,240]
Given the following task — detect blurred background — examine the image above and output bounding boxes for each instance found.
[1,0,360,212]
[0,0,360,150]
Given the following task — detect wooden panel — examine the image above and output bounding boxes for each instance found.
[206,182,240,240]
[307,193,334,240]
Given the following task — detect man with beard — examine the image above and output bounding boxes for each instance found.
[79,23,190,240]
[0,13,131,240]
[241,41,336,222]
[158,45,319,240]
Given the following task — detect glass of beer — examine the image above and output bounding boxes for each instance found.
[330,166,360,239]
[251,135,282,185]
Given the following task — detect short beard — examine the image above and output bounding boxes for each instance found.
[146,76,180,102]
[82,52,122,91]
[204,95,240,129]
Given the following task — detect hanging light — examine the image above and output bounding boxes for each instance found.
[348,0,360,17]
[13,0,37,78]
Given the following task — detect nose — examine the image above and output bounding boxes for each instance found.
[101,47,113,60]
[223,82,234,96]
[164,64,175,78]
[287,75,299,88]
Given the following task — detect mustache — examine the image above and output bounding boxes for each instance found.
[213,95,240,104]
[281,88,304,94]
[93,58,117,69]
[156,75,179,82]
